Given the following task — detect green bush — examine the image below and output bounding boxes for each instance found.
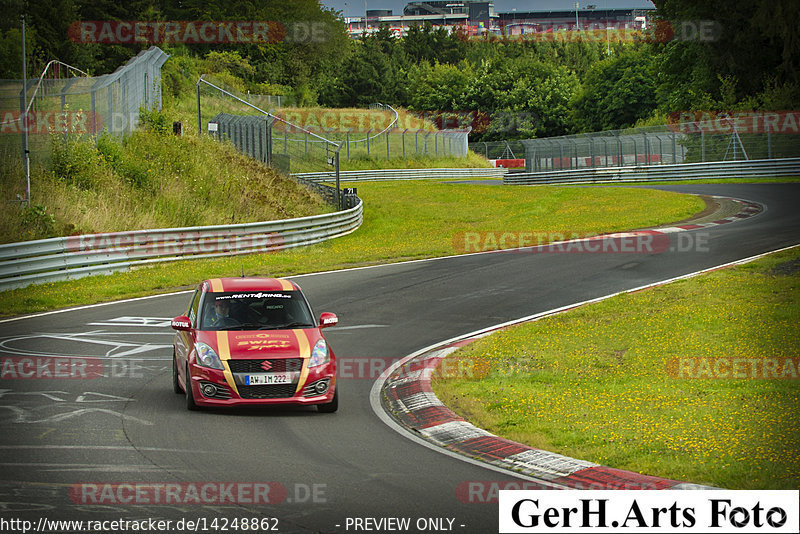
[161,54,199,101]
[138,108,171,135]
[203,50,256,81]
[97,132,152,190]
[49,134,102,190]
[20,203,56,240]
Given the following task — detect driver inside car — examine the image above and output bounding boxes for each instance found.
[206,299,240,328]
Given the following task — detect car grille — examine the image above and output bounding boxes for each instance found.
[227,358,303,374]
[237,384,297,399]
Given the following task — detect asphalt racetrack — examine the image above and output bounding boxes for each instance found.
[1,183,798,533]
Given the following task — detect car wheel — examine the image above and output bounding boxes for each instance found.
[185,363,199,411]
[317,387,338,413]
[172,350,183,394]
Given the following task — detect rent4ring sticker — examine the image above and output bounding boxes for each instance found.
[498,490,799,533]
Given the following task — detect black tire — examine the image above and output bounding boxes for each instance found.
[172,350,183,394]
[185,364,199,411]
[317,387,338,413]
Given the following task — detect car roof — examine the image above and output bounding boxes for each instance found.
[203,277,299,292]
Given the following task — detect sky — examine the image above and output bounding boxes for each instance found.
[320,0,657,17]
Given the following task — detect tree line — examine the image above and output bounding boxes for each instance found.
[2,0,797,141]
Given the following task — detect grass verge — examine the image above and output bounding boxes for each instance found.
[432,246,800,489]
[0,182,703,316]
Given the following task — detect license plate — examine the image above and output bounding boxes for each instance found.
[245,373,292,385]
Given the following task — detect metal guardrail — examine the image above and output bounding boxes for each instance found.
[504,158,800,185]
[0,200,362,292]
[295,167,508,183]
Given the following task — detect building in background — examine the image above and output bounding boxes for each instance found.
[344,1,654,38]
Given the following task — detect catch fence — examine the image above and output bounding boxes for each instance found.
[196,74,469,172]
[1,46,168,160]
[1,46,169,206]
[468,140,526,160]
[520,121,800,172]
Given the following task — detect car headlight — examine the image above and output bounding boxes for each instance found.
[308,339,329,368]
[194,342,224,370]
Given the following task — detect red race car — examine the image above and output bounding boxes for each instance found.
[171,277,338,412]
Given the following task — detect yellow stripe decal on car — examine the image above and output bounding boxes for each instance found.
[293,330,311,394]
[209,279,224,292]
[279,279,294,291]
[216,331,238,393]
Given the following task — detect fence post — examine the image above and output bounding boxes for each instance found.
[106,84,113,134]
[335,150,341,211]
[672,132,677,163]
[20,18,30,207]
[402,129,406,157]
[346,131,350,159]
[367,129,371,155]
[767,124,772,159]
[701,130,705,162]
[266,118,272,166]
[90,87,98,136]
[386,128,390,159]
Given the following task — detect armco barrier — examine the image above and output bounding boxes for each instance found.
[504,158,800,185]
[295,167,508,183]
[0,200,362,292]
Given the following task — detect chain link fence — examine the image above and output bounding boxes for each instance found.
[1,46,168,161]
[468,140,526,160]
[198,75,354,210]
[337,126,469,160]
[1,46,169,205]
[520,122,800,172]
[196,74,469,171]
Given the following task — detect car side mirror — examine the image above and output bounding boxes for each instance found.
[319,312,338,328]
[171,316,192,331]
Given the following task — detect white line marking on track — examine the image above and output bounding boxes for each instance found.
[0,445,213,453]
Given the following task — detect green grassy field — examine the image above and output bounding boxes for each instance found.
[432,246,800,489]
[0,181,703,316]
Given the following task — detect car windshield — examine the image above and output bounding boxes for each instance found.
[199,291,315,331]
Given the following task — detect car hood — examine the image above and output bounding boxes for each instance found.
[196,329,324,360]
